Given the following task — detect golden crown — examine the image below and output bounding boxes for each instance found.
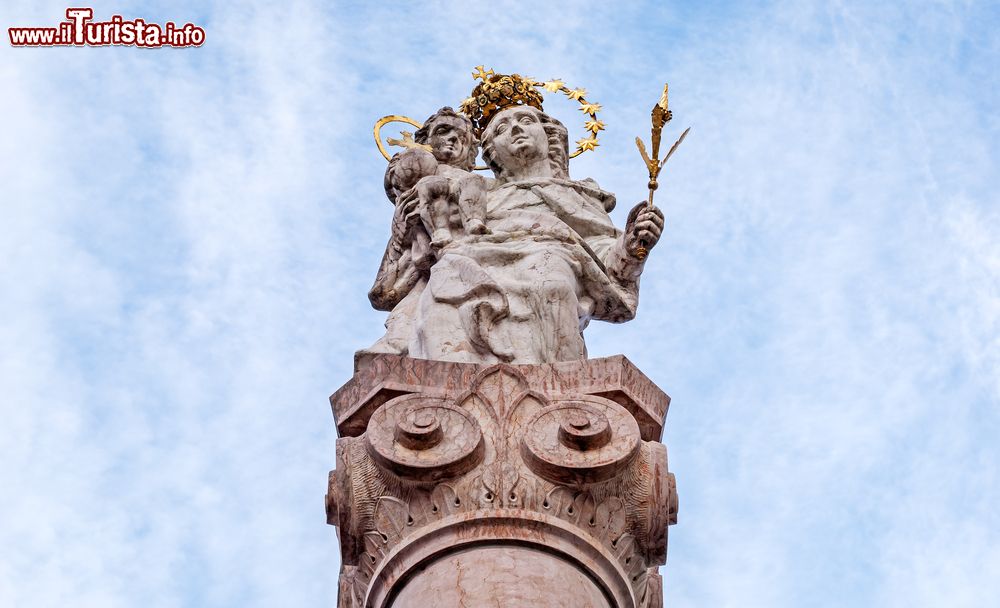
[458,66,603,156]
[375,67,604,166]
[459,67,544,134]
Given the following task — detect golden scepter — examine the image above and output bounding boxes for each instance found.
[634,83,690,259]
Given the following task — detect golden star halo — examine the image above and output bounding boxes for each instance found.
[374,68,606,166]
[532,77,603,159]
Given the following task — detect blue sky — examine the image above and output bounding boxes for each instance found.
[2,1,998,606]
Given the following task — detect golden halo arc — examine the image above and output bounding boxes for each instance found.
[374,72,604,171]
[375,114,492,171]
[526,77,604,159]
[374,115,424,162]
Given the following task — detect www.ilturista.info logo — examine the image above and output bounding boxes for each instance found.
[9,8,205,47]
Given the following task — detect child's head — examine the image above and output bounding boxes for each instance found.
[383,148,439,202]
[414,107,478,171]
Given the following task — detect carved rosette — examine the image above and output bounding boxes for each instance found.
[327,355,677,608]
[521,397,641,484]
[365,395,484,481]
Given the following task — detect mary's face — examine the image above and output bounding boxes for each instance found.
[486,107,548,169]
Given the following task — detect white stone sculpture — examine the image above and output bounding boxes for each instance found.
[363,103,664,366]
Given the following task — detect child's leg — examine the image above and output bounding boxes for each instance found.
[416,177,454,248]
[456,176,489,235]
[428,195,454,247]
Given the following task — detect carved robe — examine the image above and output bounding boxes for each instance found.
[364,177,644,365]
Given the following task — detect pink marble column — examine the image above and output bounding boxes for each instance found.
[327,354,677,608]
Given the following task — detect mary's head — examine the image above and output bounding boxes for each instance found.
[481,106,569,182]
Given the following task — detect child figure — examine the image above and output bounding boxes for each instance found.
[383,107,489,259]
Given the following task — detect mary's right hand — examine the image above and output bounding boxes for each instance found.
[391,187,423,245]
